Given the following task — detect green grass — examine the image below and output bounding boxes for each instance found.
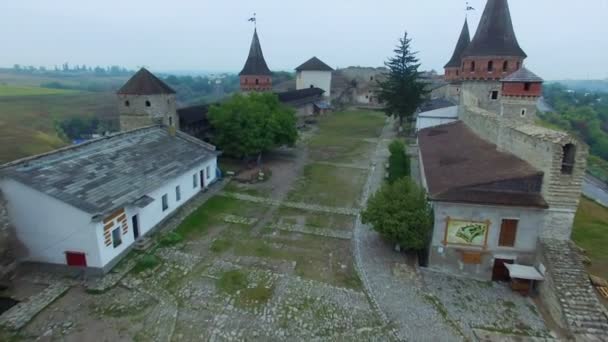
[158,232,183,247]
[588,155,608,183]
[210,238,233,253]
[0,91,117,163]
[573,197,608,279]
[276,207,355,230]
[132,254,160,274]
[287,163,367,207]
[0,84,78,96]
[216,270,248,294]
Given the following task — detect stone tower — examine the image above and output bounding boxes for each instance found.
[460,0,528,114]
[444,18,470,101]
[239,28,273,92]
[500,67,543,123]
[117,68,179,131]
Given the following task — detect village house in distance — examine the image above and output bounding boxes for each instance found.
[418,0,608,338]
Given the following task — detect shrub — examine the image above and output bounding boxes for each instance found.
[387,140,410,183]
[159,232,183,247]
[132,254,160,274]
[217,270,248,294]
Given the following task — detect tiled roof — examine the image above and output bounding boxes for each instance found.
[444,19,470,68]
[1,126,218,218]
[418,121,547,208]
[239,29,272,76]
[462,0,527,58]
[117,68,176,95]
[276,88,324,103]
[295,57,334,72]
[501,67,543,83]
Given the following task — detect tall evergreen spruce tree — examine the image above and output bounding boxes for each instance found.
[376,32,429,129]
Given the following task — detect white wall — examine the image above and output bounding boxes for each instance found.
[0,179,103,267]
[95,157,218,267]
[415,117,458,132]
[296,71,332,98]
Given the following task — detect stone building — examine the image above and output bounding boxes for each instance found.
[117,68,179,132]
[422,0,607,338]
[239,28,273,92]
[295,57,333,98]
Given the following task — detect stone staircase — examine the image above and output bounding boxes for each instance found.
[541,239,608,340]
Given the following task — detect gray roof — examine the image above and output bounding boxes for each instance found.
[1,126,218,219]
[239,29,272,76]
[117,68,176,95]
[295,57,334,72]
[444,19,470,68]
[501,67,543,83]
[462,0,527,58]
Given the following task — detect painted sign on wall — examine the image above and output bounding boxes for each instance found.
[445,218,490,247]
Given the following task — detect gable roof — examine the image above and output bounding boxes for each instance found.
[276,87,324,103]
[444,19,471,68]
[295,57,334,72]
[1,126,218,219]
[418,121,547,208]
[239,29,272,76]
[462,0,527,58]
[501,67,543,83]
[117,68,176,95]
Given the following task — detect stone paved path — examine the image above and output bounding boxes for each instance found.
[353,119,463,341]
[314,161,371,170]
[0,281,70,330]
[219,191,359,216]
[269,223,352,240]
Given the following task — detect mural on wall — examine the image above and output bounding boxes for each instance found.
[445,218,490,247]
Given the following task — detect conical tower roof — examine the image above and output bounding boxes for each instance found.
[462,0,526,58]
[117,68,175,95]
[239,29,272,76]
[444,19,471,68]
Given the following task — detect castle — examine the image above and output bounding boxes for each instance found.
[418,0,608,338]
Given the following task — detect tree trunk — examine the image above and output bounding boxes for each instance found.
[257,152,262,167]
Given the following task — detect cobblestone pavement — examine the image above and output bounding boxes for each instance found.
[353,119,463,341]
[220,191,360,216]
[269,222,352,240]
[0,281,71,330]
[423,269,551,340]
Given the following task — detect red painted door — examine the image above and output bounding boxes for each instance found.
[65,252,87,267]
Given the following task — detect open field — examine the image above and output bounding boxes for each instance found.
[573,197,608,279]
[0,85,78,97]
[0,91,118,163]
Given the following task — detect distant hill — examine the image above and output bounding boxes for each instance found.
[550,79,608,93]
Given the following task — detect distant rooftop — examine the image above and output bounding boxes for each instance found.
[117,68,176,95]
[418,121,547,208]
[1,126,218,218]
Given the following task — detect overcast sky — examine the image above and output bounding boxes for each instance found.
[2,0,607,80]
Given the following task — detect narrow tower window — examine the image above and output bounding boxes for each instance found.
[124,100,130,107]
[145,100,151,107]
[516,61,521,70]
[487,61,494,72]
[502,61,508,72]
[470,61,476,72]
[491,91,499,100]
[561,144,576,175]
[524,82,532,91]
[169,116,173,126]
[255,79,259,85]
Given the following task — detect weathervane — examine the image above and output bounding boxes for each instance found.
[466,2,475,17]
[248,13,257,29]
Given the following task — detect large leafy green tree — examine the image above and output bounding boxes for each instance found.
[208,92,297,163]
[376,31,429,128]
[362,178,432,251]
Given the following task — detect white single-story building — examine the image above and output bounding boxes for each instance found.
[415,105,458,132]
[295,57,334,98]
[0,125,219,273]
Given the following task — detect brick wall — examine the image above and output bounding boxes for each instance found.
[460,57,523,80]
[240,75,272,92]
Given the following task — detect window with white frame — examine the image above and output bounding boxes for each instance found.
[176,186,181,201]
[206,166,211,179]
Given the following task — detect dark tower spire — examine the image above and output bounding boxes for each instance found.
[444,18,471,69]
[239,28,272,92]
[462,0,526,58]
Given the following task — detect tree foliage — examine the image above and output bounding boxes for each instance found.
[361,178,432,251]
[387,140,410,183]
[208,92,297,161]
[376,31,429,127]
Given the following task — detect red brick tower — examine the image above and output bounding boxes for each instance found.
[460,0,527,81]
[239,28,272,92]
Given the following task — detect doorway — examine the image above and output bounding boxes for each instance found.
[492,258,514,282]
[200,169,205,189]
[65,252,87,267]
[132,215,140,240]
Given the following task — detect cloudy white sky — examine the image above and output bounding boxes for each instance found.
[2,0,607,80]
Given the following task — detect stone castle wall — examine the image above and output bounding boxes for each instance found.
[118,94,178,131]
[459,88,589,240]
[0,190,16,278]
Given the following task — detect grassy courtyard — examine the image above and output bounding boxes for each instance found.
[573,197,608,279]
